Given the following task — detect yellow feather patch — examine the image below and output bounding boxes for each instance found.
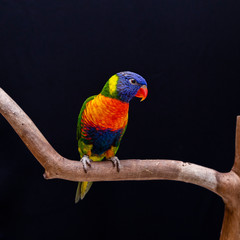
[80,181,93,200]
[109,74,118,95]
[78,142,92,158]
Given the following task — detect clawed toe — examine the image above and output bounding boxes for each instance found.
[80,155,92,173]
[107,156,121,172]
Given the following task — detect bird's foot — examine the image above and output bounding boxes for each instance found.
[107,156,121,172]
[80,155,92,173]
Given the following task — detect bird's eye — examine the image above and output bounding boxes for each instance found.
[129,79,138,85]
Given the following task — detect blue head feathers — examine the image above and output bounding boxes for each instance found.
[116,71,147,102]
[101,71,148,102]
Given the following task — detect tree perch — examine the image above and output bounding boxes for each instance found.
[0,87,240,240]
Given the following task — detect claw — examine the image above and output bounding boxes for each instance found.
[80,155,92,173]
[107,156,121,172]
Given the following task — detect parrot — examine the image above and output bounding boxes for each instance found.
[75,71,148,202]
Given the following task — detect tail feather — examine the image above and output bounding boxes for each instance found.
[75,181,93,203]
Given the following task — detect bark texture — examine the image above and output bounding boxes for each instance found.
[0,87,240,239]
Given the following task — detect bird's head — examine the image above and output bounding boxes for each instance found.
[101,71,148,103]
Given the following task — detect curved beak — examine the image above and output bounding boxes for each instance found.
[135,85,148,101]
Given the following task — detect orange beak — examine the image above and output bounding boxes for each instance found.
[135,85,148,101]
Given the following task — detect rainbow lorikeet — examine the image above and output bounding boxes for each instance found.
[75,71,148,202]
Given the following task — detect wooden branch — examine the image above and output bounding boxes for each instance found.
[219,116,240,240]
[0,87,240,239]
[0,88,223,191]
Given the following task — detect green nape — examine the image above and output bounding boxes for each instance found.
[101,75,119,100]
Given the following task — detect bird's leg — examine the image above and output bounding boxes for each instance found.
[80,155,92,173]
[107,156,121,172]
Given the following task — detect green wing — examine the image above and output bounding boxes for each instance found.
[76,95,96,142]
[75,95,96,203]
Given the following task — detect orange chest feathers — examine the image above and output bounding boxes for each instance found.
[82,94,129,131]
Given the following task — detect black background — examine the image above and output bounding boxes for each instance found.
[1,1,240,239]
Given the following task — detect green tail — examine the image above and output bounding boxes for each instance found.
[75,181,93,203]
